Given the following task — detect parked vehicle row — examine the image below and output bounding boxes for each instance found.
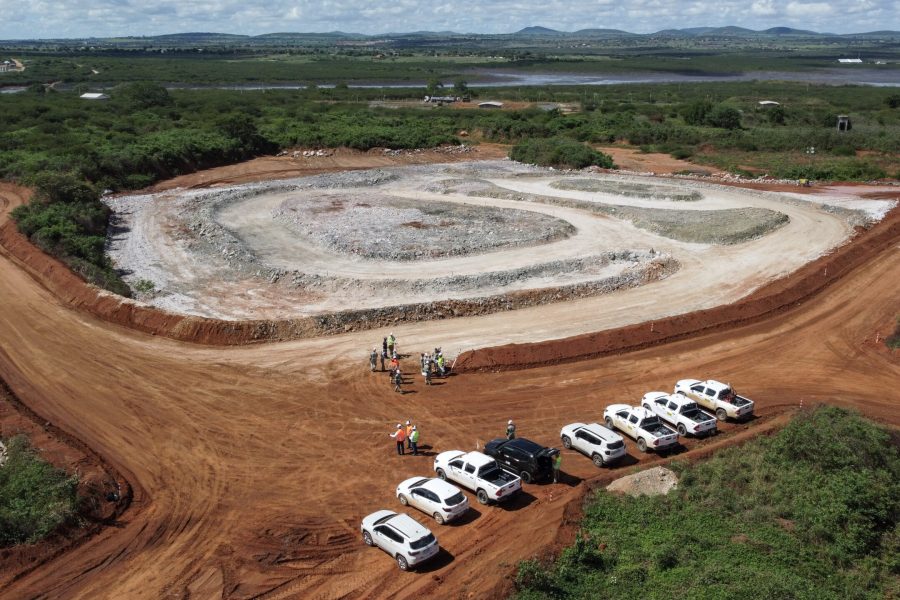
[363,376,754,570]
[642,392,718,437]
[675,379,755,421]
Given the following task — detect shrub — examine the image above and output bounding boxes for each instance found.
[707,105,742,130]
[0,436,78,546]
[886,318,900,349]
[514,406,900,599]
[682,100,712,125]
[768,105,787,125]
[509,137,615,169]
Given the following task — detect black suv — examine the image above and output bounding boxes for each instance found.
[484,437,559,483]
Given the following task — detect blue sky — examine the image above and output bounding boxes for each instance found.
[0,0,896,39]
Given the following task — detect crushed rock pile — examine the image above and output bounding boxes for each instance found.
[606,466,679,497]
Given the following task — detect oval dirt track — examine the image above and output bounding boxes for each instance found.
[0,159,898,599]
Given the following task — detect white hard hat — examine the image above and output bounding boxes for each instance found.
[405,420,411,425]
[396,423,401,428]
[413,425,417,430]
[508,420,514,425]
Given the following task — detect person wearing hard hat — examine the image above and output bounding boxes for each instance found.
[390,423,407,455]
[410,425,420,456]
[506,419,516,440]
[393,369,403,393]
[405,420,414,450]
[369,347,378,372]
[387,333,396,357]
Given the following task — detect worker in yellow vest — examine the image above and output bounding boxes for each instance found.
[410,426,420,456]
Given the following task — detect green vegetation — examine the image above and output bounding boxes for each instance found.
[886,318,900,350]
[515,406,900,600]
[0,435,78,546]
[10,173,129,294]
[1,74,898,292]
[510,138,614,169]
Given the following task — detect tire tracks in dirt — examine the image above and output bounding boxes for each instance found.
[0,169,898,598]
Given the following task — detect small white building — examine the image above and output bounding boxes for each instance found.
[80,92,110,100]
[478,101,504,109]
[758,100,780,107]
[837,58,863,64]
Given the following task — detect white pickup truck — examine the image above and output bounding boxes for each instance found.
[674,379,755,421]
[433,450,522,505]
[641,392,718,437]
[603,404,679,453]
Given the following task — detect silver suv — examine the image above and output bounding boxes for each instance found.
[361,510,440,570]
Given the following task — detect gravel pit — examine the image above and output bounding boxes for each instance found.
[104,160,863,324]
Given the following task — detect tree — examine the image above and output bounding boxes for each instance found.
[452,79,469,96]
[115,82,172,109]
[885,94,900,109]
[768,105,786,126]
[707,105,742,129]
[425,78,444,96]
[29,172,99,206]
[682,100,712,125]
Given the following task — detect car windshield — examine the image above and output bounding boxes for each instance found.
[410,533,436,550]
[445,492,465,506]
[409,478,429,489]
[607,440,624,450]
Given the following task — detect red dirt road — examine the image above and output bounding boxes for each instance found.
[0,161,898,599]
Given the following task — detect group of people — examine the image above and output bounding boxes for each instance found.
[368,334,449,392]
[389,420,421,455]
[419,348,447,385]
[370,333,398,372]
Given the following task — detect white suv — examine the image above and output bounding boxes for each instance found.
[397,477,469,524]
[560,422,627,466]
[361,510,440,570]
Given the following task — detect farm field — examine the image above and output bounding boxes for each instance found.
[0,148,898,598]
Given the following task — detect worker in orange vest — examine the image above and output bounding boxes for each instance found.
[390,423,407,455]
[405,420,414,450]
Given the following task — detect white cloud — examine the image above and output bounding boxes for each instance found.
[751,0,778,16]
[0,0,895,38]
[785,1,835,17]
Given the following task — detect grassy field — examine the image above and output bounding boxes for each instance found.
[515,406,900,600]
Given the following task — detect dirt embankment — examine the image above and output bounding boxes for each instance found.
[0,379,132,588]
[455,207,900,372]
[4,175,895,353]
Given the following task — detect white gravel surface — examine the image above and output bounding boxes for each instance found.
[104,160,875,322]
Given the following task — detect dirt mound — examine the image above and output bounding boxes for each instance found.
[606,466,678,497]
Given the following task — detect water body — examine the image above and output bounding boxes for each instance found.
[3,68,898,95]
[174,68,900,90]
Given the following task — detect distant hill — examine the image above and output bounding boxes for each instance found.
[4,25,899,47]
[763,26,819,35]
[515,26,564,36]
[572,28,635,37]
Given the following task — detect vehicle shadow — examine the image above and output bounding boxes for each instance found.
[613,454,641,468]
[660,443,689,456]
[552,471,583,487]
[449,507,482,526]
[497,490,536,511]
[415,547,454,572]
